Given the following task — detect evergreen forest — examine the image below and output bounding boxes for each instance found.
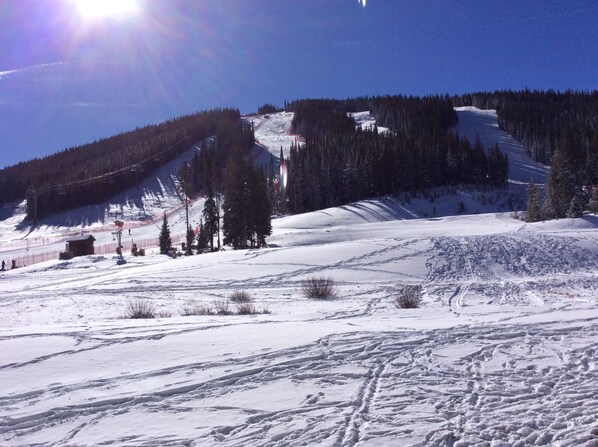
[0,89,596,232]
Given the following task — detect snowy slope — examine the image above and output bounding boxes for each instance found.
[245,112,301,160]
[2,107,533,266]
[0,144,209,265]
[1,108,597,446]
[454,107,549,188]
[1,212,597,446]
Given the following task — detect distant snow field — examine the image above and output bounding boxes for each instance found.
[1,108,597,446]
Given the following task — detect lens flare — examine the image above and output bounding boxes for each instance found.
[71,0,139,19]
[359,0,366,7]
[280,160,288,190]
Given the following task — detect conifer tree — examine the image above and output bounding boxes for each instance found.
[589,185,598,214]
[202,189,218,251]
[247,166,272,247]
[159,213,172,254]
[487,144,509,188]
[525,180,542,222]
[222,146,247,248]
[222,147,272,249]
[567,191,586,218]
[546,130,584,218]
[196,220,208,253]
[186,227,195,255]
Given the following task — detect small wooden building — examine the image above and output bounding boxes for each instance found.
[65,235,96,258]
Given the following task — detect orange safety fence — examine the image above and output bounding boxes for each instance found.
[4,233,188,268]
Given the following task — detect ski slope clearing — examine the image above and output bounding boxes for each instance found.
[245,112,301,160]
[454,107,549,189]
[1,211,598,446]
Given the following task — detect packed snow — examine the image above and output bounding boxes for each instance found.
[1,108,597,446]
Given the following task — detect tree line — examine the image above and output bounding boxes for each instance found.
[453,89,598,165]
[452,89,598,221]
[280,96,508,214]
[157,115,270,254]
[0,108,246,219]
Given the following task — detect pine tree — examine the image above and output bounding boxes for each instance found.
[202,189,218,251]
[525,180,542,222]
[186,227,195,255]
[159,213,172,254]
[222,146,247,248]
[196,220,208,253]
[247,166,272,247]
[546,129,584,218]
[567,191,586,218]
[487,144,509,188]
[222,147,272,249]
[589,185,598,214]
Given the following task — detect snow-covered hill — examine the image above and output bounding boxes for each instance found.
[1,108,597,446]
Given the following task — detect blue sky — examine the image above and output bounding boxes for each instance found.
[1,0,597,168]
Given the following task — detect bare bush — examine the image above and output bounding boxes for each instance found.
[302,277,336,299]
[229,290,252,303]
[214,299,232,315]
[395,285,422,309]
[181,301,213,316]
[156,310,173,318]
[125,299,156,319]
[236,303,257,315]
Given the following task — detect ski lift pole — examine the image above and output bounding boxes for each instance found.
[113,220,124,259]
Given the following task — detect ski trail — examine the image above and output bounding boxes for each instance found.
[337,360,387,446]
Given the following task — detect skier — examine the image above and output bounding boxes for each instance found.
[1,260,5,270]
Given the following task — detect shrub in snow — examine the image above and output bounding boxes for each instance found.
[229,290,252,303]
[181,301,213,316]
[395,285,422,309]
[214,299,232,315]
[302,277,336,299]
[236,303,257,315]
[125,299,156,319]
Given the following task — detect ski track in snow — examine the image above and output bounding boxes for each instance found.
[0,321,596,446]
[2,222,598,446]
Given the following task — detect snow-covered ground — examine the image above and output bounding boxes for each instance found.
[1,210,598,446]
[1,108,597,446]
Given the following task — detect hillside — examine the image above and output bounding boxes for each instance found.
[1,105,597,445]
[1,106,547,267]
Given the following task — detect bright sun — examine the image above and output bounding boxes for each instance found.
[72,0,139,19]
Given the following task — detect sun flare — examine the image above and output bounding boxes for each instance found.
[72,0,139,19]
